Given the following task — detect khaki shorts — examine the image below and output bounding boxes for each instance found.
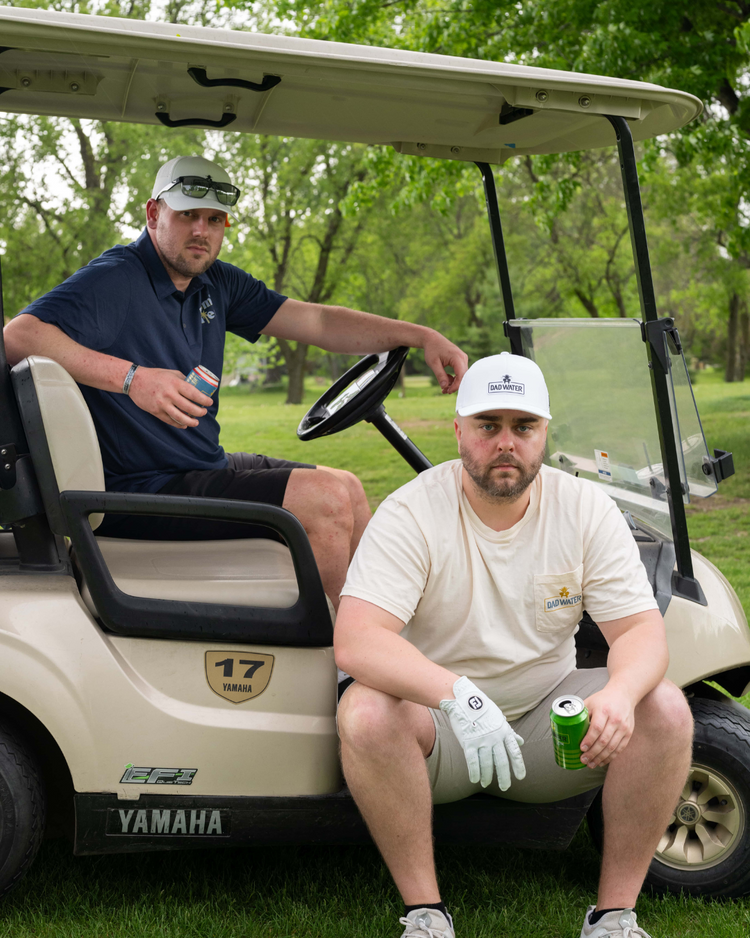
[428,668,610,804]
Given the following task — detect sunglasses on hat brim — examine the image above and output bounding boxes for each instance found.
[155,175,240,207]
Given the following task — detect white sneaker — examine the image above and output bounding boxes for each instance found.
[399,908,455,938]
[580,906,652,938]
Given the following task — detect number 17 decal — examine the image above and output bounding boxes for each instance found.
[213,658,266,679]
[205,651,275,704]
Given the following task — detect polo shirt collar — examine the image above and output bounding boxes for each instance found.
[134,228,215,299]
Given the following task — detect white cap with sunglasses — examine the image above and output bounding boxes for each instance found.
[456,352,552,420]
[151,155,240,220]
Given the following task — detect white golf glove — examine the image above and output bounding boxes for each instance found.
[439,676,526,791]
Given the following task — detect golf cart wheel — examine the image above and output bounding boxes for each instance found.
[0,721,45,899]
[587,697,750,898]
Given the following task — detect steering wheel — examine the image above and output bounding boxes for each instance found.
[297,346,409,441]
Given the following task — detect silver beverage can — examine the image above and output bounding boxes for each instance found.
[185,365,220,397]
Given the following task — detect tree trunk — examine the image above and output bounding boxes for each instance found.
[608,279,628,318]
[573,289,600,318]
[726,292,740,383]
[739,300,749,383]
[284,342,309,404]
[464,285,482,326]
[327,353,343,383]
[397,363,406,398]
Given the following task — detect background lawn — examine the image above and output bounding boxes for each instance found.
[1,371,749,937]
[683,370,750,625]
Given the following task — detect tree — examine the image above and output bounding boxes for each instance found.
[273,0,750,375]
[0,114,207,315]
[0,2,390,403]
[220,135,372,402]
[0,0,210,316]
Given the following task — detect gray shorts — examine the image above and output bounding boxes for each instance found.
[428,668,609,804]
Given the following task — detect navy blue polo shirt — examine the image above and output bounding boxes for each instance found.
[22,229,286,492]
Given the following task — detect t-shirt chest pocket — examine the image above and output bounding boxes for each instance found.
[534,564,584,633]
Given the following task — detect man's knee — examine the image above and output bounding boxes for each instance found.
[284,468,354,531]
[317,466,368,508]
[637,680,693,748]
[338,468,367,499]
[338,685,432,754]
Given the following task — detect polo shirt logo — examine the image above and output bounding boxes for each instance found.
[200,295,215,323]
[544,586,583,612]
[488,375,524,394]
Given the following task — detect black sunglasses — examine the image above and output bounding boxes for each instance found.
[155,174,240,207]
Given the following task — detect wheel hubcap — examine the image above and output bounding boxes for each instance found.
[656,762,744,871]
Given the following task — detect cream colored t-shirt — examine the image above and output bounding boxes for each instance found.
[341,461,659,721]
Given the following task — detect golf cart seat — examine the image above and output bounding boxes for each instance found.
[11,355,326,620]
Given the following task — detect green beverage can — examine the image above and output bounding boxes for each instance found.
[550,695,589,770]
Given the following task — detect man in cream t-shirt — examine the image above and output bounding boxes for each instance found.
[335,353,693,938]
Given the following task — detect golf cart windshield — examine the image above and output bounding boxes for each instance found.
[507,319,716,539]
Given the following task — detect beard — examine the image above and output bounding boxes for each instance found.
[459,443,545,502]
[164,242,217,279]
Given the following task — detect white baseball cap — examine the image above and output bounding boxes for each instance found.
[456,352,552,420]
[151,155,239,220]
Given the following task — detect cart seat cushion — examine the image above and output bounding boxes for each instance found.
[25,356,106,493]
[19,356,105,530]
[79,536,335,618]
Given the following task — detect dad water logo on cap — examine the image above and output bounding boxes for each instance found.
[488,373,525,395]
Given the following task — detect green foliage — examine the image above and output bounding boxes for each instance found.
[221,135,370,301]
[267,0,750,359]
[2,0,750,384]
[0,115,205,312]
[222,332,281,386]
[217,133,378,400]
[0,0,210,315]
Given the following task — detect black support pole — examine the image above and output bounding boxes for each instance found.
[475,163,523,352]
[605,115,703,602]
[366,405,433,474]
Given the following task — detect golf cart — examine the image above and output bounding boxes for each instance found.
[0,4,748,904]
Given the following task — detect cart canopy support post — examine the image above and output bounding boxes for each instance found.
[475,162,524,355]
[606,114,705,604]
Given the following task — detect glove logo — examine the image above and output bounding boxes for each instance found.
[468,695,484,710]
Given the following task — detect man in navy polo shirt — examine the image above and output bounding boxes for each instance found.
[4,155,468,609]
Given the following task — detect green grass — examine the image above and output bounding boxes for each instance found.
[216,375,458,508]
[684,371,750,712]
[689,369,750,500]
[3,372,750,937]
[3,833,749,938]
[685,371,750,621]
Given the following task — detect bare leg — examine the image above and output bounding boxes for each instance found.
[597,680,693,907]
[282,468,354,610]
[316,465,371,555]
[338,684,440,904]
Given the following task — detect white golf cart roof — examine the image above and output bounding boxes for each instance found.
[0,6,701,163]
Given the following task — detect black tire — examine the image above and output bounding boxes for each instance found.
[0,721,46,900]
[587,697,750,899]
